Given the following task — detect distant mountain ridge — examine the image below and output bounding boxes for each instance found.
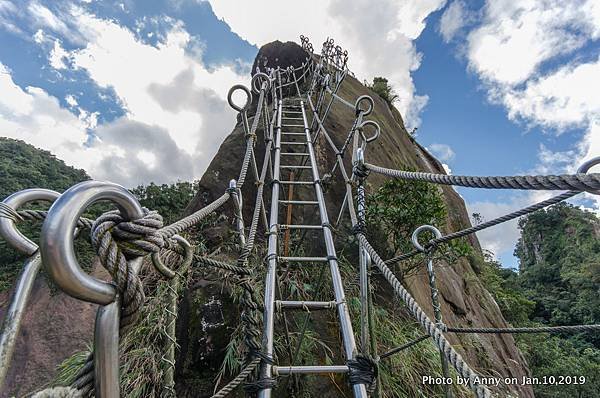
[0,137,90,200]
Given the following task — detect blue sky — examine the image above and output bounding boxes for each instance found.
[1,0,599,267]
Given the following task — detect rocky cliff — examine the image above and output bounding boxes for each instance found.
[185,40,533,397]
[0,41,534,398]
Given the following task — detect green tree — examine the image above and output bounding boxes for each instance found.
[366,77,399,106]
[0,138,91,291]
[476,251,535,325]
[480,202,600,396]
[366,177,471,277]
[131,181,199,225]
[515,202,600,345]
[0,138,89,200]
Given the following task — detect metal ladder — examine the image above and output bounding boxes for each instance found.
[259,95,368,397]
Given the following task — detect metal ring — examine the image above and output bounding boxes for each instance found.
[355,95,374,116]
[40,181,144,305]
[577,156,600,195]
[411,225,443,252]
[227,84,252,112]
[358,120,380,143]
[151,235,193,279]
[0,189,60,256]
[577,157,600,173]
[251,72,271,94]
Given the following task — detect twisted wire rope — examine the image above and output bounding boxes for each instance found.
[365,163,600,192]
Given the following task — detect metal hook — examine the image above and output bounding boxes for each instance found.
[40,180,144,305]
[577,156,600,194]
[151,235,193,279]
[411,225,443,253]
[358,120,380,143]
[251,72,271,94]
[0,188,60,389]
[227,84,252,113]
[0,189,60,256]
[355,95,374,117]
[412,224,451,385]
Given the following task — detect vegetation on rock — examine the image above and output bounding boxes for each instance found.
[0,138,89,200]
[0,138,91,291]
[365,77,399,107]
[479,203,600,397]
[366,177,471,278]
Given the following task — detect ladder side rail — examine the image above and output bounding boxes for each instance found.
[299,100,368,398]
[258,94,283,398]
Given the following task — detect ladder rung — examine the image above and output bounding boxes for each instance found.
[279,256,328,262]
[274,365,349,375]
[279,180,312,185]
[280,165,311,169]
[283,124,305,128]
[282,110,302,113]
[280,141,307,145]
[279,200,318,205]
[281,152,309,156]
[282,117,303,120]
[280,224,322,230]
[275,300,335,311]
[281,132,305,136]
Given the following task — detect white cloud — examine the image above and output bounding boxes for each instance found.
[1,5,251,187]
[467,196,528,257]
[438,0,469,42]
[49,39,69,69]
[27,1,71,38]
[466,0,600,85]
[206,0,446,128]
[65,94,78,107]
[92,118,196,186]
[0,1,24,36]
[460,0,600,257]
[500,56,600,130]
[66,10,244,160]
[0,62,104,170]
[428,143,455,162]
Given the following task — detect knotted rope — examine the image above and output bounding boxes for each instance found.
[70,208,168,394]
[91,209,164,327]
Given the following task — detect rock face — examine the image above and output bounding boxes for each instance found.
[0,265,108,398]
[186,40,533,397]
[0,40,533,398]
